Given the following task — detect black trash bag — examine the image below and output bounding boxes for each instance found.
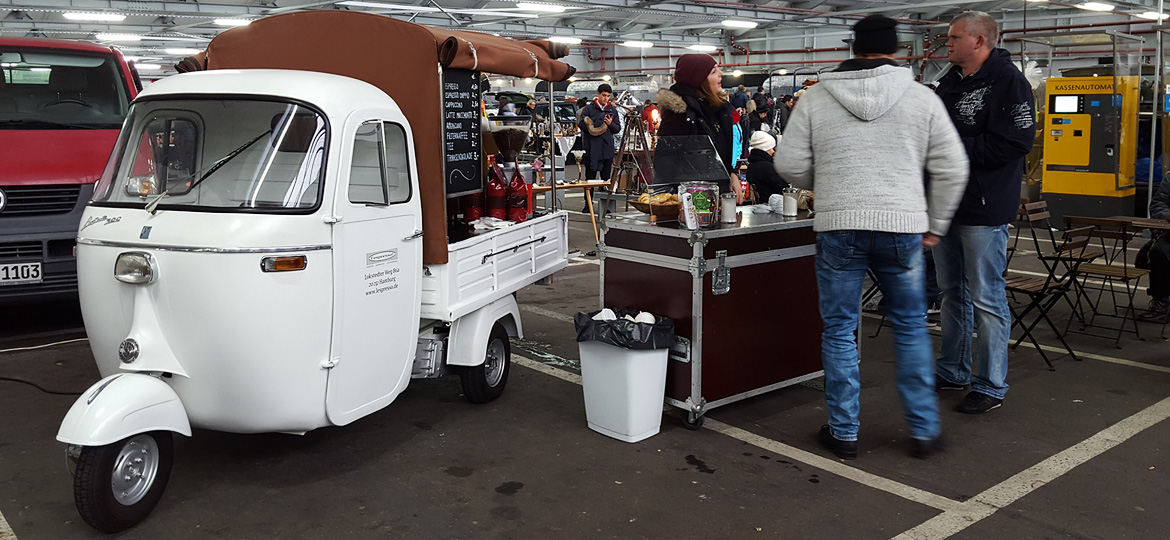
[574,308,676,350]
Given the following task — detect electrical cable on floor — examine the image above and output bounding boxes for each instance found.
[0,376,83,396]
[0,336,88,354]
[0,337,90,395]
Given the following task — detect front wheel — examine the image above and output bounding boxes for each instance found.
[460,323,511,404]
[73,431,174,533]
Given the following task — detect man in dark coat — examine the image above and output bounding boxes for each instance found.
[933,11,1035,415]
[577,83,622,182]
[751,86,767,111]
[1137,175,1170,323]
[730,84,750,109]
[774,95,794,134]
[746,131,787,201]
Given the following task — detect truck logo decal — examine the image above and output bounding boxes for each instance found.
[140,226,152,240]
[0,188,6,214]
[80,215,123,231]
[366,249,398,267]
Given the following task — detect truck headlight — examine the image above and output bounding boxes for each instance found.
[114,252,157,284]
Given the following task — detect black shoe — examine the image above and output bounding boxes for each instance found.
[955,391,1002,414]
[817,424,857,460]
[909,435,946,459]
[1137,298,1170,323]
[935,379,969,392]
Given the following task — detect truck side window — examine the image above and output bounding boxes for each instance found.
[349,121,389,206]
[383,122,412,204]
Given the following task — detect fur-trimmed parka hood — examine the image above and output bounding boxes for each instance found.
[656,88,687,113]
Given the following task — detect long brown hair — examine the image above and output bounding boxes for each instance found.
[698,79,726,106]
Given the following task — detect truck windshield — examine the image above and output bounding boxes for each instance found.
[92,99,328,213]
[0,47,130,129]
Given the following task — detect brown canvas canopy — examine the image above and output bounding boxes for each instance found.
[176,11,575,264]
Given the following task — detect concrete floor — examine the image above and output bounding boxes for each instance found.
[1,196,1168,539]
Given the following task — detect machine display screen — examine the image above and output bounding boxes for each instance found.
[1052,95,1079,114]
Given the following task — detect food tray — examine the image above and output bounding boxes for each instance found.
[629,200,680,221]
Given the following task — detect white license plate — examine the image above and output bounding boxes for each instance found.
[0,262,43,285]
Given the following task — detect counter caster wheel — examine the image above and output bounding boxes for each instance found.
[73,431,174,533]
[460,323,511,404]
[683,413,705,431]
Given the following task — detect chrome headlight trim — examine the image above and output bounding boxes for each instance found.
[113,251,158,284]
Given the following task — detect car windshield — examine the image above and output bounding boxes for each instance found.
[91,98,328,213]
[0,47,130,129]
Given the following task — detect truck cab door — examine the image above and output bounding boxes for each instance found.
[326,119,422,425]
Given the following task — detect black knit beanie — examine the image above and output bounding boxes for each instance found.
[852,14,898,55]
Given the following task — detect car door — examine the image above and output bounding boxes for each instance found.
[325,118,422,425]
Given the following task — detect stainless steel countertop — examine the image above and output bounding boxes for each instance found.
[602,208,815,239]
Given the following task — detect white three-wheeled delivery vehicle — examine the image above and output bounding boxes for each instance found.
[56,11,576,533]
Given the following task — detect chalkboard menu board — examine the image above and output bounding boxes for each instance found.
[442,68,482,197]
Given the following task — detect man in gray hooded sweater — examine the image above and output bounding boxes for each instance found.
[775,14,969,459]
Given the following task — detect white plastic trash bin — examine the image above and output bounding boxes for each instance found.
[578,340,670,443]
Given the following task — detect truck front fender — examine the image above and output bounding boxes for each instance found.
[57,373,192,447]
[446,295,523,367]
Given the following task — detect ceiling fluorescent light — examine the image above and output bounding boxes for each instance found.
[549,36,581,45]
[214,18,252,27]
[165,48,201,55]
[687,44,718,52]
[622,40,653,48]
[722,20,758,29]
[122,56,142,62]
[64,12,127,22]
[1137,11,1169,20]
[516,2,566,13]
[1078,2,1114,11]
[95,33,142,42]
[732,70,742,76]
[136,64,162,70]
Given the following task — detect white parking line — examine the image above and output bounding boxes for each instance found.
[892,396,1170,540]
[705,419,964,512]
[515,355,1170,539]
[519,304,577,324]
[0,508,16,540]
[513,355,964,513]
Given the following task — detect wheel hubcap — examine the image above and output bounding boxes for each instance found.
[484,338,506,387]
[110,435,159,506]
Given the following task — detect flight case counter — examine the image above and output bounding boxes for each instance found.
[599,210,824,429]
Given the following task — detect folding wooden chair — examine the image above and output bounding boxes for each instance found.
[1017,201,1102,317]
[1063,216,1151,348]
[1005,225,1094,370]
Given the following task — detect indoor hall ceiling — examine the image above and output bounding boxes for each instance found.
[1,0,1168,73]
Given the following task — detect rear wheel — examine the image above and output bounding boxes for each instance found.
[73,431,174,533]
[460,323,511,403]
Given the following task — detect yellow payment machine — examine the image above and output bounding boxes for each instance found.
[1042,76,1138,221]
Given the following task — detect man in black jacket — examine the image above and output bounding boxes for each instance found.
[933,11,1035,415]
[1137,177,1170,323]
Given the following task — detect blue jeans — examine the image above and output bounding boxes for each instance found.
[933,224,1011,400]
[815,231,940,442]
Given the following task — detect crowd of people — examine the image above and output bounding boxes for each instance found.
[651,9,1170,461]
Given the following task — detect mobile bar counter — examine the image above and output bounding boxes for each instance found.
[599,210,824,429]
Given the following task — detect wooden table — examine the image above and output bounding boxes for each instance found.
[1107,215,1170,232]
[532,180,612,246]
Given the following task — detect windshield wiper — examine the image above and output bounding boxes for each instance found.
[145,129,273,214]
[0,119,108,130]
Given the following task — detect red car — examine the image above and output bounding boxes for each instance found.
[0,37,140,302]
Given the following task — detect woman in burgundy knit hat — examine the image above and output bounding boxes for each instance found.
[654,53,743,203]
